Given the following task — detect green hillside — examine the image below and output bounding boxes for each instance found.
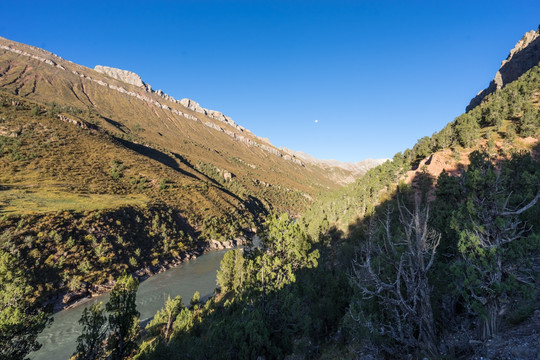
[0,36,364,307]
[302,60,540,238]
[2,28,540,360]
[132,41,540,360]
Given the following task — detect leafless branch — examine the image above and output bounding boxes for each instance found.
[500,189,540,216]
[351,198,440,356]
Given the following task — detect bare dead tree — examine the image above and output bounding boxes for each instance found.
[351,198,440,357]
[462,176,540,340]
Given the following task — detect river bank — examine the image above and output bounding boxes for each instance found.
[32,247,235,360]
[50,236,249,313]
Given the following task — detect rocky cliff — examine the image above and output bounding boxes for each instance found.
[94,65,150,91]
[466,26,540,112]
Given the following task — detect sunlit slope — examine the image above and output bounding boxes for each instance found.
[0,36,352,217]
[0,95,261,300]
[0,96,246,222]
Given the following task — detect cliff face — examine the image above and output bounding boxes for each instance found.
[466,26,540,112]
[94,65,150,90]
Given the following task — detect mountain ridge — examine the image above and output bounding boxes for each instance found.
[2,34,382,173]
[92,62,388,173]
[0,34,389,312]
[282,146,388,175]
[0,36,309,167]
[466,25,540,111]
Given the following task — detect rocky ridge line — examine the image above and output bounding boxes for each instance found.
[0,44,65,70]
[0,39,307,166]
[466,26,540,111]
[80,68,306,165]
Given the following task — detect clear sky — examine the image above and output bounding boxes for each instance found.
[1,1,539,162]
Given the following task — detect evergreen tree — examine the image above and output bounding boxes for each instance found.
[517,103,539,137]
[412,136,432,162]
[453,113,480,147]
[216,249,245,293]
[189,291,200,310]
[433,124,454,150]
[74,302,107,360]
[454,152,540,339]
[0,250,51,360]
[106,274,140,360]
[257,214,319,293]
[163,296,183,342]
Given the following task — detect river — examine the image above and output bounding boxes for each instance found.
[30,249,231,360]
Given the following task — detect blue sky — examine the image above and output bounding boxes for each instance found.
[1,1,539,162]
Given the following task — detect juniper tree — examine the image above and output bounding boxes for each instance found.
[351,199,440,357]
[0,250,52,360]
[455,152,540,339]
[74,302,107,360]
[106,274,140,360]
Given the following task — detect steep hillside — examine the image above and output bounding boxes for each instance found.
[0,94,255,305]
[302,28,540,238]
[0,35,372,218]
[0,36,381,306]
[128,27,540,360]
[295,27,540,359]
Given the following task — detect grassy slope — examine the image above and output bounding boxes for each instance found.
[0,38,343,215]
[0,95,258,301]
[0,96,242,220]
[0,36,357,303]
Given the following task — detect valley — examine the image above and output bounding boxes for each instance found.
[0,19,540,360]
[0,37,383,315]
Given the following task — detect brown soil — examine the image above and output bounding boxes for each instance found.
[404,137,539,189]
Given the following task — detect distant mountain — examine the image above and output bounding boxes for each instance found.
[467,25,540,112]
[282,147,387,173]
[282,147,388,183]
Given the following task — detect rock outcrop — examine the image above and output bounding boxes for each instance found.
[57,114,88,129]
[0,42,65,70]
[94,65,151,91]
[179,98,247,132]
[466,26,540,112]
